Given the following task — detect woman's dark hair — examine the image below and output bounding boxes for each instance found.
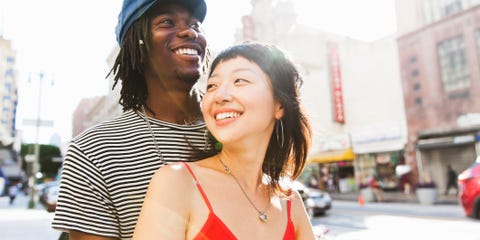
[107,1,210,112]
[205,42,312,193]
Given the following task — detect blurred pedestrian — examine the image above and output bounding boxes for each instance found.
[369,175,385,202]
[8,184,18,205]
[52,0,209,239]
[445,164,458,195]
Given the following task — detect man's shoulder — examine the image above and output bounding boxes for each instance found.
[72,110,141,143]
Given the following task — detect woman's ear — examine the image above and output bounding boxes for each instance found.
[275,103,284,120]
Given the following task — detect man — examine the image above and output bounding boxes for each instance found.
[52,0,208,239]
[445,164,458,195]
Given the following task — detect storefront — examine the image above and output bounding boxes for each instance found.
[416,126,480,192]
[351,124,408,191]
[307,148,356,193]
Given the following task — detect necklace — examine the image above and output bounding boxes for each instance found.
[218,156,271,223]
[141,105,166,165]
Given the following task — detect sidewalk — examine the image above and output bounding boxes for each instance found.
[330,190,460,205]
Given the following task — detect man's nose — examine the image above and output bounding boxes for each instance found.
[177,26,199,40]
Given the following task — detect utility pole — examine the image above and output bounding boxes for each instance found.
[25,72,53,209]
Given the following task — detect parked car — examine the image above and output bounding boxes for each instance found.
[458,156,480,219]
[292,180,332,217]
[39,181,59,212]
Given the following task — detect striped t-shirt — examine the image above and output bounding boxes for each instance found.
[52,110,207,239]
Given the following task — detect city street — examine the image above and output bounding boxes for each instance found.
[0,193,61,240]
[315,200,480,240]
[2,193,480,240]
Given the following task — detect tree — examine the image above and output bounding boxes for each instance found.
[20,144,62,179]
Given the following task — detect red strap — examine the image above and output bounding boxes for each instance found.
[182,163,214,212]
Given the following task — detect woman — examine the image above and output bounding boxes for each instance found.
[134,42,315,239]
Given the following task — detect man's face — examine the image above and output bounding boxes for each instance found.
[146,3,207,88]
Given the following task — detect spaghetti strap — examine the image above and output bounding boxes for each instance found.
[287,199,292,219]
[182,162,215,212]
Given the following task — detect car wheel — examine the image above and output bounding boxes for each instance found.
[473,197,480,219]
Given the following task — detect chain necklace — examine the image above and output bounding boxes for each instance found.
[218,156,271,223]
[141,105,166,165]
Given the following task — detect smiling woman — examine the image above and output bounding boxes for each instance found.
[134,42,314,240]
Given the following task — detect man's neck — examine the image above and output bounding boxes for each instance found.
[145,90,202,125]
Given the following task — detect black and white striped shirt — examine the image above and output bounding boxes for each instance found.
[52,110,206,239]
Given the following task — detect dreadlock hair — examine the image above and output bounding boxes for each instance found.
[108,15,150,112]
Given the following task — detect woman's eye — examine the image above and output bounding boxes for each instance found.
[234,78,248,84]
[206,84,216,91]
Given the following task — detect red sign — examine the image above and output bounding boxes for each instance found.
[328,42,345,124]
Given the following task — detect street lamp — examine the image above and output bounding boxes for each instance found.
[26,72,53,209]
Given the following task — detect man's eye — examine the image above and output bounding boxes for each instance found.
[190,22,202,32]
[160,19,174,25]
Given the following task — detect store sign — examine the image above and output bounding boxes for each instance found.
[328,42,345,124]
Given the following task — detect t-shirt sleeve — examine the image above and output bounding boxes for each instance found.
[51,141,120,238]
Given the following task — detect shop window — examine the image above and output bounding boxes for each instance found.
[437,35,470,92]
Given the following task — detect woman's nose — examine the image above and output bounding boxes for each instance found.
[214,84,233,103]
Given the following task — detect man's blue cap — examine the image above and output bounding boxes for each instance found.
[115,0,207,45]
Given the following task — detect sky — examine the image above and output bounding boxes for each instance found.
[0,0,396,147]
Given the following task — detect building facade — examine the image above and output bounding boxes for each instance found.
[0,36,18,147]
[239,0,407,193]
[396,1,480,191]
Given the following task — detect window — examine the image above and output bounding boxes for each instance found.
[441,0,462,16]
[415,97,423,105]
[437,35,470,92]
[411,69,419,77]
[410,56,417,63]
[413,83,421,91]
[476,29,480,65]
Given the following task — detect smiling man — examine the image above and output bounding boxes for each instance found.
[52,0,209,239]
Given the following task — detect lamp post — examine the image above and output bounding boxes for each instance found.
[26,72,52,209]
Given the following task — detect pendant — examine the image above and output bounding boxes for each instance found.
[259,212,268,222]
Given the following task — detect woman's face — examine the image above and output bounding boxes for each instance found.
[201,57,283,146]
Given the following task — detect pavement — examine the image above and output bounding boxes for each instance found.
[329,190,460,205]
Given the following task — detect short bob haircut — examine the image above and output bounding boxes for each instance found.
[205,42,312,194]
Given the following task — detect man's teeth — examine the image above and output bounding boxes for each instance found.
[174,48,198,55]
[216,112,240,120]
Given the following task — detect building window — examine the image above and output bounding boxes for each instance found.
[413,83,421,91]
[415,97,422,105]
[411,69,419,77]
[441,0,462,17]
[409,56,417,63]
[476,29,480,65]
[437,35,470,92]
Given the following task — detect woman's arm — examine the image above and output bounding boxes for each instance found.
[290,190,317,240]
[133,164,192,240]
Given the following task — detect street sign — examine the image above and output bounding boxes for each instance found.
[22,119,54,127]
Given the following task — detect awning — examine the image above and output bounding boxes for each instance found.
[308,148,355,163]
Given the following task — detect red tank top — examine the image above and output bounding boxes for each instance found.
[183,163,296,240]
